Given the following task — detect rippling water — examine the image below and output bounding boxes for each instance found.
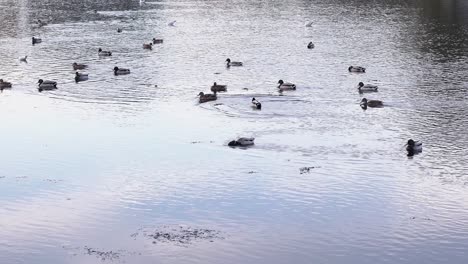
[1,0,468,263]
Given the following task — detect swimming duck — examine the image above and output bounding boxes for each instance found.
[114,67,130,75]
[36,19,47,27]
[72,62,87,70]
[143,43,153,50]
[278,80,296,90]
[38,79,57,91]
[168,20,176,26]
[360,98,383,108]
[0,79,12,89]
[228,137,255,147]
[211,82,227,92]
[357,82,378,92]
[252,98,261,110]
[307,42,315,49]
[98,48,112,56]
[75,72,89,82]
[19,56,28,62]
[305,21,313,27]
[406,139,422,156]
[117,28,122,33]
[198,91,217,103]
[348,66,366,73]
[32,37,42,45]
[226,58,243,67]
[152,38,163,44]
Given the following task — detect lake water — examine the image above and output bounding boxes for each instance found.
[1,0,468,263]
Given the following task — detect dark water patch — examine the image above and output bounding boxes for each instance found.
[131,225,224,246]
[63,245,140,263]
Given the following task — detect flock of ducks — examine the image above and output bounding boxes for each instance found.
[0,18,422,155]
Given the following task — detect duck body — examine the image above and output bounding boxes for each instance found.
[252,98,261,110]
[228,137,255,147]
[0,79,12,89]
[114,67,130,75]
[211,82,227,92]
[360,98,383,108]
[38,79,57,91]
[278,79,296,90]
[358,82,378,92]
[198,92,217,103]
[307,42,315,49]
[75,72,89,82]
[73,62,87,70]
[143,43,153,50]
[349,66,366,73]
[152,38,163,44]
[406,139,422,156]
[98,48,112,56]
[226,58,243,67]
[20,56,28,62]
[32,37,42,45]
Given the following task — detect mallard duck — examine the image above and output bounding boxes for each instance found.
[360,98,383,108]
[143,43,153,50]
[307,42,315,49]
[211,82,227,92]
[114,67,130,75]
[38,79,57,91]
[19,56,28,62]
[72,62,87,70]
[252,98,261,110]
[357,82,378,92]
[349,66,366,73]
[98,48,112,56]
[168,20,176,26]
[75,72,89,82]
[406,139,422,156]
[32,37,42,45]
[152,38,163,44]
[226,58,243,67]
[117,28,122,33]
[198,91,217,103]
[0,79,12,89]
[228,137,255,147]
[278,80,296,90]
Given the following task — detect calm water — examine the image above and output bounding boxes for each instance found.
[1,0,468,263]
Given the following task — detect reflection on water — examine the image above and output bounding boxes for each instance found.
[1,0,468,263]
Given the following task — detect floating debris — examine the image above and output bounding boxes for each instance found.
[131,225,224,245]
[63,245,139,262]
[247,171,257,174]
[299,167,315,174]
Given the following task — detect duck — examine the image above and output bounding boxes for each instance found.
[19,56,28,62]
[226,58,243,67]
[305,21,313,27]
[168,20,176,26]
[38,79,57,91]
[113,67,130,75]
[360,98,383,108]
[75,72,89,82]
[143,43,153,50]
[72,62,87,70]
[211,82,227,92]
[32,37,42,45]
[348,66,366,73]
[36,19,47,27]
[252,98,261,110]
[228,137,255,147]
[406,139,422,156]
[152,38,163,44]
[98,48,112,56]
[357,82,378,92]
[198,91,217,103]
[278,80,296,90]
[117,28,122,33]
[307,42,315,49]
[0,79,12,89]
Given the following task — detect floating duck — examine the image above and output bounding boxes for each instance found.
[75,72,89,82]
[143,43,153,50]
[36,19,47,27]
[168,20,176,26]
[226,58,243,67]
[349,66,366,73]
[114,67,130,75]
[117,28,122,33]
[305,21,313,27]
[0,79,12,89]
[252,98,261,110]
[211,82,227,92]
[38,79,57,92]
[357,82,378,92]
[406,139,422,156]
[307,42,315,49]
[98,48,112,56]
[228,137,255,147]
[19,56,28,62]
[278,80,296,90]
[32,37,42,45]
[152,38,163,44]
[198,91,217,103]
[72,62,87,70]
[360,98,383,108]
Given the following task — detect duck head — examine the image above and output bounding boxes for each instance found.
[226,58,231,63]
[213,82,217,86]
[38,79,44,84]
[198,92,205,96]
[278,80,284,85]
[113,66,119,71]
[348,66,353,71]
[98,48,102,52]
[407,139,415,147]
[358,82,364,88]
[360,98,368,105]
